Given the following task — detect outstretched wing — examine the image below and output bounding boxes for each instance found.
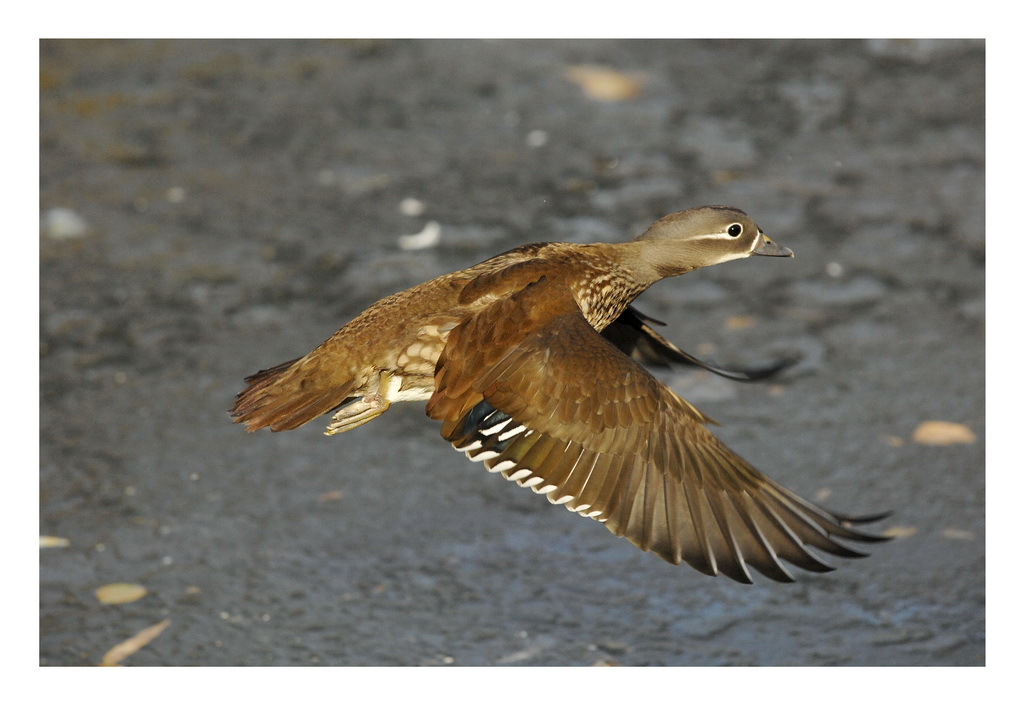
[426,277,887,583]
[601,306,797,381]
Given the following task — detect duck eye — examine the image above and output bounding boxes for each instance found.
[727,224,742,237]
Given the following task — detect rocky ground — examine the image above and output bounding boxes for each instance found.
[40,39,984,666]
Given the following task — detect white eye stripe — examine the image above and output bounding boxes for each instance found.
[692,231,741,242]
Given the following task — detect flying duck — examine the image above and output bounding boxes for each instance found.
[231,205,889,583]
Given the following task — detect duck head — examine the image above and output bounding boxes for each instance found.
[633,205,793,280]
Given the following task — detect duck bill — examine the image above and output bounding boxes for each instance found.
[752,233,794,257]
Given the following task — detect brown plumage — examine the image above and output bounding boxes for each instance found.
[231,205,889,583]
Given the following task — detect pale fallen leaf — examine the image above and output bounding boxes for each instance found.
[711,170,744,185]
[725,315,755,330]
[398,220,441,250]
[398,197,425,216]
[912,421,976,446]
[496,645,547,664]
[40,535,70,548]
[95,582,147,605]
[42,207,89,239]
[942,527,975,541]
[884,525,918,539]
[884,435,905,447]
[695,342,716,356]
[99,619,171,666]
[564,65,644,102]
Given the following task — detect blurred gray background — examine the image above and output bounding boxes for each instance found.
[40,39,984,666]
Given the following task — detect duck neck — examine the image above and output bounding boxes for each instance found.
[628,238,702,282]
[568,243,658,330]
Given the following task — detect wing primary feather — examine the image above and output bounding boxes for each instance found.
[675,439,718,577]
